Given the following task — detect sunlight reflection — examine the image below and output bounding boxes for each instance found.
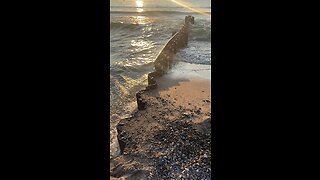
[136,8,144,13]
[130,15,150,25]
[135,0,144,8]
[170,0,210,17]
[130,39,154,51]
[135,0,144,13]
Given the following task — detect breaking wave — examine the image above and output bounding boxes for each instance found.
[110,22,143,30]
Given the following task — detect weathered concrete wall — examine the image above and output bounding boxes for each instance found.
[136,15,195,110]
[111,16,195,160]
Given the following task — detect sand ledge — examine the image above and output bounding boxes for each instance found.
[110,72,212,179]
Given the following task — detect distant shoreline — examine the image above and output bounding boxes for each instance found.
[110,10,211,15]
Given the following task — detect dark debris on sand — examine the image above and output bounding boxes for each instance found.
[110,95,213,180]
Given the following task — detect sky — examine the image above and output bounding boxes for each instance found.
[110,0,211,8]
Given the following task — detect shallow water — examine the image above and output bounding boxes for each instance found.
[110,0,211,158]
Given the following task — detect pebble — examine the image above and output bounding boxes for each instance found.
[112,93,211,180]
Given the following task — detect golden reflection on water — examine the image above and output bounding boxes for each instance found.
[131,39,152,48]
[129,15,150,25]
[113,73,148,98]
[135,0,144,13]
[121,74,148,89]
[136,8,143,13]
[116,59,154,67]
[135,0,144,8]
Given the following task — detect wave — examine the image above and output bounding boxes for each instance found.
[110,10,211,15]
[110,22,143,30]
[111,6,211,9]
[190,27,211,42]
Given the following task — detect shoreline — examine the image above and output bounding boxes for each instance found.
[110,62,212,179]
[110,15,211,179]
[146,62,211,124]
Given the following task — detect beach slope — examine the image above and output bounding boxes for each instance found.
[110,62,212,179]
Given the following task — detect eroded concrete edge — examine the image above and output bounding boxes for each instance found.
[113,15,195,159]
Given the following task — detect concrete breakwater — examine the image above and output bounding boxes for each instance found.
[110,16,212,179]
[111,15,195,160]
[136,15,195,110]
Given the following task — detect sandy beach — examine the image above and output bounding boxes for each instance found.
[147,62,211,123]
[110,62,212,179]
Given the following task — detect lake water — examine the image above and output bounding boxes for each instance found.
[110,0,211,158]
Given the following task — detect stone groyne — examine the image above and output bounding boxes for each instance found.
[136,15,195,111]
[110,16,213,179]
[111,15,195,160]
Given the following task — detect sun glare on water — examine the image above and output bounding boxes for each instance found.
[135,0,143,8]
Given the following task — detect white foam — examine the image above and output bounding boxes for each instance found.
[110,127,120,159]
[166,62,211,80]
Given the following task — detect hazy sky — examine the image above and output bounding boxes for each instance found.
[110,0,211,8]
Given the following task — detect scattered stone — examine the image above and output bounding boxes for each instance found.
[110,18,211,177]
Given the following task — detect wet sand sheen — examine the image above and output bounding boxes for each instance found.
[149,61,211,116]
[148,78,211,117]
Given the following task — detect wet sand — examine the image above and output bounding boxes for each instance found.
[148,77,211,123]
[110,62,212,179]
